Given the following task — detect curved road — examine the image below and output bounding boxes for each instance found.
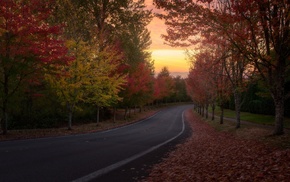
[0,105,193,182]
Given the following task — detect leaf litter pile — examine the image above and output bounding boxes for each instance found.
[144,110,290,182]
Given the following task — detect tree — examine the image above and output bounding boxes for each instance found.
[154,0,290,135]
[154,67,175,103]
[113,0,154,116]
[45,40,103,130]
[51,0,127,126]
[231,0,290,134]
[186,51,215,118]
[83,45,126,124]
[117,0,153,67]
[172,76,190,103]
[123,62,154,118]
[0,0,69,134]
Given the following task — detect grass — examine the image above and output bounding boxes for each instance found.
[202,108,290,149]
[209,107,290,128]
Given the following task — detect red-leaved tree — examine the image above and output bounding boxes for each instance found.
[154,0,290,135]
[0,0,69,134]
[154,67,175,104]
[122,62,154,119]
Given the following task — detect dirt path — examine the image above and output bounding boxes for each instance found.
[143,110,290,182]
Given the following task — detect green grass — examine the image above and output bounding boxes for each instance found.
[209,107,290,128]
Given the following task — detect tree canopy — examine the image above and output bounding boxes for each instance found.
[154,0,290,135]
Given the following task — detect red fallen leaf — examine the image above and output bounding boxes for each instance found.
[143,110,290,182]
[256,172,264,178]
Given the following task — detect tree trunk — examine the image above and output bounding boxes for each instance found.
[205,104,209,119]
[1,76,9,134]
[128,107,131,118]
[234,90,241,128]
[97,106,100,125]
[1,41,9,135]
[124,107,128,120]
[68,111,72,130]
[220,105,224,124]
[273,97,284,135]
[272,80,285,135]
[271,56,285,135]
[113,107,116,123]
[67,103,73,130]
[1,111,8,135]
[198,106,201,115]
[211,103,215,121]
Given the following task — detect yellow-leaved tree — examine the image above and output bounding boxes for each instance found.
[46,0,126,130]
[82,45,126,125]
[46,40,125,130]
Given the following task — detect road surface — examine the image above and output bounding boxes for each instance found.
[0,105,193,182]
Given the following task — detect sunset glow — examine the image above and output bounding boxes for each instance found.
[145,0,189,77]
[152,49,188,73]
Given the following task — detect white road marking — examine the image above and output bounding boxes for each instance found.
[71,111,186,182]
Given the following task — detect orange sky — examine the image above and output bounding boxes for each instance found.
[145,0,189,78]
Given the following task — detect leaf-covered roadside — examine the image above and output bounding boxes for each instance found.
[143,110,290,182]
[0,109,159,141]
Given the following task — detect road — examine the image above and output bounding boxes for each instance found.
[0,105,193,182]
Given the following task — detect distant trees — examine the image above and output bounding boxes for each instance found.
[186,48,231,123]
[154,67,174,103]
[154,0,290,135]
[0,0,191,134]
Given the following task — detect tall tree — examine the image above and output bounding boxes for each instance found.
[115,0,154,113]
[154,0,290,135]
[80,0,130,49]
[187,51,215,118]
[49,0,126,127]
[231,0,290,134]
[0,0,69,134]
[124,62,154,114]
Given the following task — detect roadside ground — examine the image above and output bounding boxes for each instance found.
[1,105,290,181]
[143,110,290,181]
[0,107,162,141]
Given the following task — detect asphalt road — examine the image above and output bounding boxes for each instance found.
[0,105,193,182]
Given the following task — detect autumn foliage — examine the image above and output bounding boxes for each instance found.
[127,62,154,98]
[154,0,290,135]
[154,67,175,103]
[0,0,69,133]
[0,0,191,133]
[144,110,290,181]
[0,0,69,65]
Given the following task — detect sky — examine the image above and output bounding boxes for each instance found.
[144,0,189,78]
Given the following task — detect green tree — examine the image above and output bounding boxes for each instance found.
[173,76,190,103]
